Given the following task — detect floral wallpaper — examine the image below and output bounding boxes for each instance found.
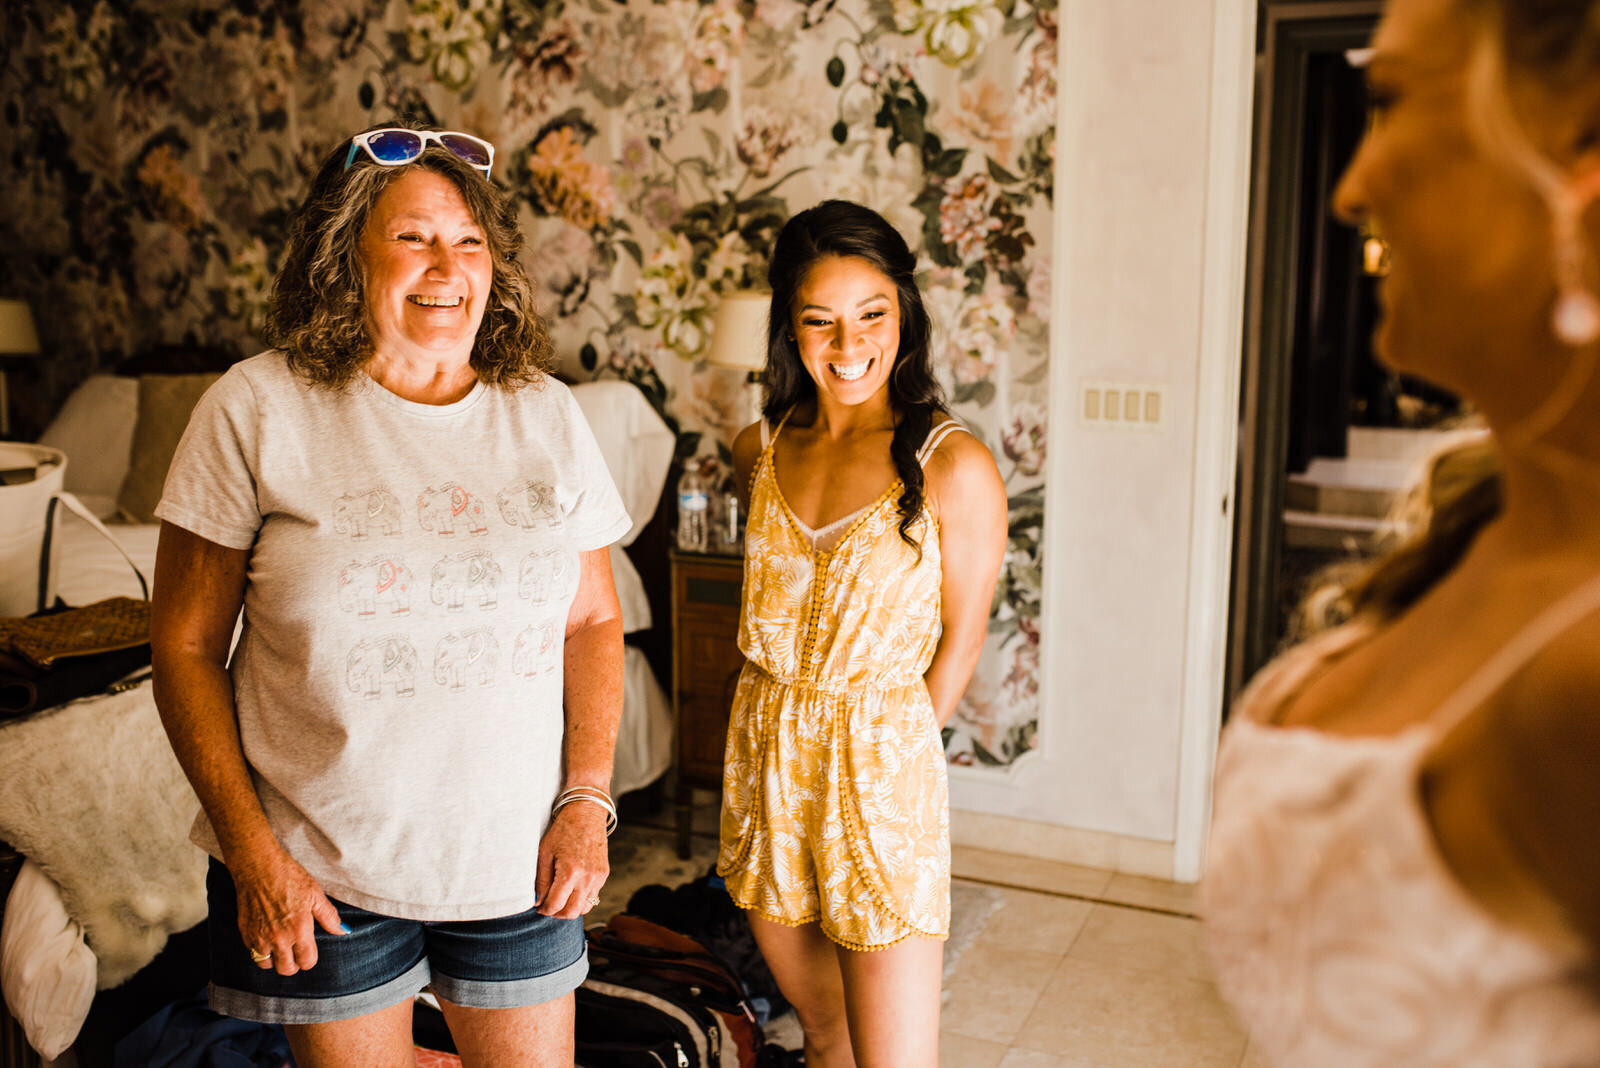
[0,0,1053,768]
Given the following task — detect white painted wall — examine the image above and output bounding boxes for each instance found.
[948,0,1256,882]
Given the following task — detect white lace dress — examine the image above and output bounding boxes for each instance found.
[1202,578,1600,1067]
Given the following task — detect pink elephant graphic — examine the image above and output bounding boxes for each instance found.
[338,556,414,618]
[512,621,559,677]
[346,636,418,699]
[433,629,500,692]
[497,480,563,530]
[417,483,489,536]
[332,488,403,539]
[518,547,577,605]
[430,551,502,612]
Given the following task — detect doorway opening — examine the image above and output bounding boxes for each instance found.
[1228,0,1464,701]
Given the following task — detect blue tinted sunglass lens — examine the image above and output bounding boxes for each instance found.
[366,130,424,163]
[439,135,491,167]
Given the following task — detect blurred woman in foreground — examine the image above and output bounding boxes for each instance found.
[1203,1,1600,1064]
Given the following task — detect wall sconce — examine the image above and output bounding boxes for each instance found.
[0,300,42,439]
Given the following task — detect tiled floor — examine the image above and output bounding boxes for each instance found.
[621,794,1264,1068]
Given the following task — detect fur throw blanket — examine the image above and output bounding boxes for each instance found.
[0,681,206,988]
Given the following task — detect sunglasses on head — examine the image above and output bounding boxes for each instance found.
[344,128,496,177]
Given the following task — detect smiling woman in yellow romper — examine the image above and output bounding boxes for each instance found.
[718,200,1008,1067]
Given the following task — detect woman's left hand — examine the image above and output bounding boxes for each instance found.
[535,801,610,918]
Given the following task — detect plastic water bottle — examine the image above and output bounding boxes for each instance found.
[676,466,709,552]
[720,490,740,548]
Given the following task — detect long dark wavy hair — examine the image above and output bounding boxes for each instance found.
[264,120,552,389]
[763,200,946,550]
[1298,0,1600,636]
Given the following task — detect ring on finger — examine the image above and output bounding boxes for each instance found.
[587,897,600,908]
[249,948,272,963]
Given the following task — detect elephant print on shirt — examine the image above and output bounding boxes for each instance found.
[512,621,559,678]
[518,547,578,605]
[338,556,414,618]
[332,488,403,539]
[430,551,503,612]
[498,480,563,531]
[417,483,490,537]
[346,636,419,699]
[434,629,500,692]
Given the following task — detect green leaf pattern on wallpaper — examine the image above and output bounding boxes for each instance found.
[0,0,1054,768]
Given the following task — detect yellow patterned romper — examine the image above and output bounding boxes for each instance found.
[717,416,966,950]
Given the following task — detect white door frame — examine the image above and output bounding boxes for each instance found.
[1170,0,1259,882]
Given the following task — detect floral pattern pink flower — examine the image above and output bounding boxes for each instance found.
[526,127,616,230]
[939,174,1002,262]
[136,145,207,233]
[1002,403,1047,478]
[735,108,803,178]
[687,1,746,93]
[509,18,586,122]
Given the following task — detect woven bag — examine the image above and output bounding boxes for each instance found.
[0,598,152,670]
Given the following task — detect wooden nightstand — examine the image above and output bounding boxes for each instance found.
[669,549,744,859]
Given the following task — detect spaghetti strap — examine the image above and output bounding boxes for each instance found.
[760,418,771,450]
[916,419,968,467]
[1430,569,1600,734]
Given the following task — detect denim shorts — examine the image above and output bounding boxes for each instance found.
[206,860,587,1025]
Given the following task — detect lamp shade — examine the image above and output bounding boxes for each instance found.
[0,300,40,356]
[706,291,771,372]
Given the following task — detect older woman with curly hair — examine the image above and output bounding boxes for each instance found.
[149,123,630,1067]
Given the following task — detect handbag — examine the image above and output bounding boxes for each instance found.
[0,598,153,719]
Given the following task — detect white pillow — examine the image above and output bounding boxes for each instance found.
[568,380,675,548]
[610,543,651,634]
[37,376,139,519]
[0,860,96,1060]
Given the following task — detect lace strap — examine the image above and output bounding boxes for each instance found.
[916,419,968,467]
[1431,569,1600,734]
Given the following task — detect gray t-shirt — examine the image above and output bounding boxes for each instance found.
[156,352,630,920]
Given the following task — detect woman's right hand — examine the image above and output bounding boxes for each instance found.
[229,847,347,975]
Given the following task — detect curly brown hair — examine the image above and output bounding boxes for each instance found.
[264,121,552,390]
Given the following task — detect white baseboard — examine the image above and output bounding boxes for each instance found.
[950,810,1178,881]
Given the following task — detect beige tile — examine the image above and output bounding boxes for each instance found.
[941,941,1063,1045]
[1240,1038,1274,1067]
[997,1049,1108,1068]
[1013,958,1248,1068]
[982,887,1095,957]
[1066,904,1215,983]
[1101,872,1199,916]
[952,845,1115,899]
[938,1031,1009,1068]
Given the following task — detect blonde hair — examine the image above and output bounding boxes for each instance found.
[1293,431,1504,638]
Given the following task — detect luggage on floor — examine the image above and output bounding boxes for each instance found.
[586,913,763,1068]
[410,914,763,1068]
[627,871,790,1023]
